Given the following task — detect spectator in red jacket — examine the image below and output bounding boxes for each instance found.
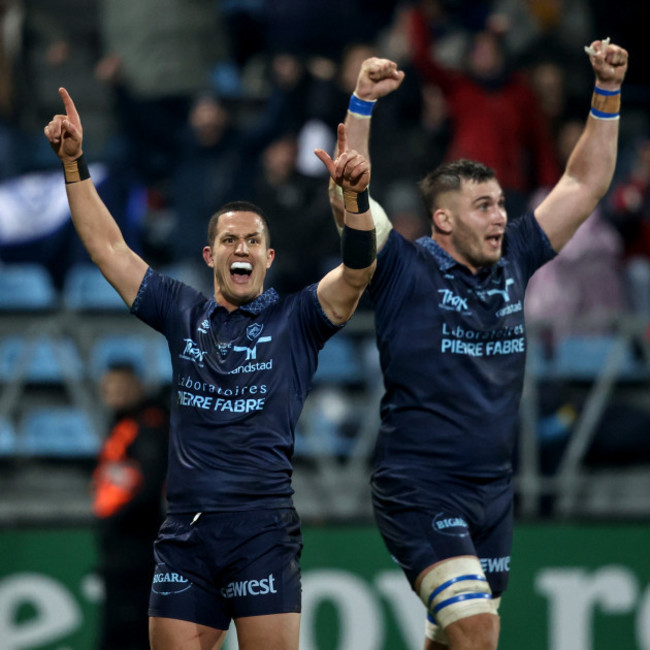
[406,6,561,216]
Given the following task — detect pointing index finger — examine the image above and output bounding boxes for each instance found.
[337,123,347,154]
[59,87,80,123]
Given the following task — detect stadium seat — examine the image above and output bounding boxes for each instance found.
[0,335,84,383]
[62,263,127,311]
[89,334,172,384]
[314,336,364,384]
[17,407,100,458]
[0,263,58,310]
[550,334,647,381]
[526,335,552,379]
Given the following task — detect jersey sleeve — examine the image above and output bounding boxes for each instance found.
[293,283,344,350]
[367,230,415,310]
[504,211,557,283]
[130,267,205,337]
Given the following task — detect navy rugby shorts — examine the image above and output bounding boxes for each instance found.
[148,508,302,629]
[372,473,513,596]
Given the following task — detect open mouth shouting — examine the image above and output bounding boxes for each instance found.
[486,233,503,251]
[230,261,253,284]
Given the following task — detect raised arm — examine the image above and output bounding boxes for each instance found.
[314,123,376,324]
[329,58,405,249]
[43,88,148,307]
[534,39,629,251]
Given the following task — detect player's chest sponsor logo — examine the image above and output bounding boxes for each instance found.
[175,377,268,413]
[484,277,515,302]
[234,324,272,361]
[179,338,208,366]
[438,288,469,313]
[182,323,275,373]
[212,323,273,360]
[476,279,522,317]
[440,322,526,357]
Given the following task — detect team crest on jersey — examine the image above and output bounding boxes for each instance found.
[197,319,210,334]
[246,323,264,341]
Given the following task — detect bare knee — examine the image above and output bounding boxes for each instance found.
[149,616,226,650]
[445,612,500,650]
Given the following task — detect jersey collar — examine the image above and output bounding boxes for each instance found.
[208,288,280,316]
[416,235,508,274]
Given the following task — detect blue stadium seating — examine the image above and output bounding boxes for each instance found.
[89,334,172,384]
[0,263,58,310]
[0,335,84,383]
[62,263,127,311]
[550,334,647,381]
[17,407,100,458]
[526,336,552,379]
[313,336,364,384]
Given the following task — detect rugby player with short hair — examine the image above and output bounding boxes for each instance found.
[331,39,628,650]
[45,91,376,649]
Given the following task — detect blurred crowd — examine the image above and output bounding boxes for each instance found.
[0,0,649,318]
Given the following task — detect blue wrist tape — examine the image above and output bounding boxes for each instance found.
[348,93,376,117]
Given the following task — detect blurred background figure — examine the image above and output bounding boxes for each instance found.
[245,132,340,295]
[403,1,562,216]
[488,0,595,90]
[607,138,650,317]
[95,0,225,188]
[525,118,627,346]
[93,0,227,277]
[0,0,21,181]
[165,92,244,293]
[92,362,169,650]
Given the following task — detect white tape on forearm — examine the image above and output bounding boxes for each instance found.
[333,187,392,247]
[369,195,392,248]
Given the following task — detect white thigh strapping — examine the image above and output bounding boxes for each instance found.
[418,557,497,629]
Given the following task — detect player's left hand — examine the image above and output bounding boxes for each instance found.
[355,57,405,102]
[584,38,628,89]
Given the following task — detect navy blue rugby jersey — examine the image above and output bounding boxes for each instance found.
[131,268,342,513]
[368,211,555,488]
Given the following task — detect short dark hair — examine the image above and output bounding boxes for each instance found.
[207,201,272,248]
[418,159,496,218]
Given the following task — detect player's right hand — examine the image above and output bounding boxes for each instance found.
[314,123,370,194]
[43,87,83,162]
